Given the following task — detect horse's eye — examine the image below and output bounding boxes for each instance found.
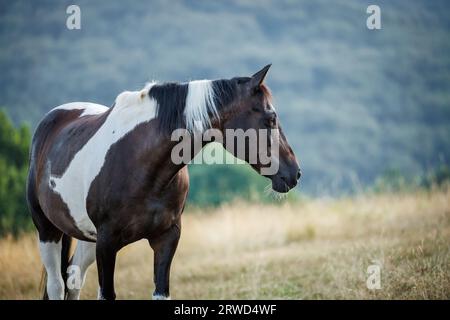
[252,106,261,112]
[264,112,277,128]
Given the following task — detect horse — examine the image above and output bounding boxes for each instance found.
[26,64,301,300]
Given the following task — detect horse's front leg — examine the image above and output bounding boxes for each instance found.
[96,230,119,300]
[149,222,181,300]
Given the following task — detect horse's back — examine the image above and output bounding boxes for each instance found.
[30,102,109,179]
[32,102,108,147]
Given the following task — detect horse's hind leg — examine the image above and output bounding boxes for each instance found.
[66,240,96,300]
[33,212,71,300]
[27,171,71,300]
[38,237,65,299]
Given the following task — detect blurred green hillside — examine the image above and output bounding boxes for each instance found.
[1,0,450,195]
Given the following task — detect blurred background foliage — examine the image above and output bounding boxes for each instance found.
[0,0,450,235]
[0,110,32,235]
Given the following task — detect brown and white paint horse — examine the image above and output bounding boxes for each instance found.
[27,65,300,300]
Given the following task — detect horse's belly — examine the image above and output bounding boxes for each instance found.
[71,215,97,240]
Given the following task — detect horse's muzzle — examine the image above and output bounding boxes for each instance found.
[271,168,301,193]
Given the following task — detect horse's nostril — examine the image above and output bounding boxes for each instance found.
[296,170,302,180]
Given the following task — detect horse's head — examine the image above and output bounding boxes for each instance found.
[219,65,301,193]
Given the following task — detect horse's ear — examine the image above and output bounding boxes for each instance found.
[250,64,271,88]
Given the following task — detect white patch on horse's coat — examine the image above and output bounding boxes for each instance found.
[39,240,64,300]
[49,85,157,240]
[185,80,218,132]
[153,293,171,300]
[66,241,96,300]
[50,102,109,117]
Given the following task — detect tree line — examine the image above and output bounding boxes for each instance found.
[0,109,33,236]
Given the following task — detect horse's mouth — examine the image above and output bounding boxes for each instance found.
[271,177,292,193]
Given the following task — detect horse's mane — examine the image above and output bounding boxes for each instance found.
[147,82,189,134]
[146,78,271,134]
[148,79,236,134]
[260,83,273,103]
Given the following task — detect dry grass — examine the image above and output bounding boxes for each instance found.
[0,189,449,299]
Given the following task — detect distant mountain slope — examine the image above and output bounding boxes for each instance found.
[1,0,449,194]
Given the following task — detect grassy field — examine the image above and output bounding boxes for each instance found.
[0,189,449,300]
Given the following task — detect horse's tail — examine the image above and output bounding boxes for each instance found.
[39,266,48,300]
[60,234,73,299]
[39,234,73,300]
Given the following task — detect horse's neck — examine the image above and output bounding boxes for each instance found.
[108,86,220,192]
[141,132,207,192]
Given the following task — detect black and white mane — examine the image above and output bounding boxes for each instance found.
[149,79,239,133]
